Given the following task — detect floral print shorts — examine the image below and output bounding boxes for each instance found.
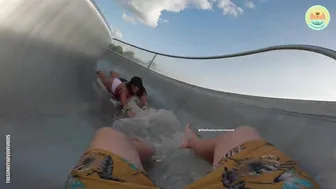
[64,140,319,189]
[64,149,158,189]
[185,140,319,189]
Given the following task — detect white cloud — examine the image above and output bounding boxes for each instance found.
[160,19,169,23]
[113,0,255,27]
[111,28,123,38]
[114,0,211,28]
[122,12,137,25]
[217,0,244,17]
[244,0,255,9]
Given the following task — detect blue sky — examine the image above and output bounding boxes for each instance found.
[94,0,336,101]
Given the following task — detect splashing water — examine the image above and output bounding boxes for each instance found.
[112,97,185,161]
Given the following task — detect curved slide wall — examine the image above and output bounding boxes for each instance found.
[0,0,111,188]
[102,50,336,188]
[0,0,335,189]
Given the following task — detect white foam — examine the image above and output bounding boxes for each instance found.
[112,97,183,162]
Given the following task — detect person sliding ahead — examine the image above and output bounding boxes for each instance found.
[96,71,148,117]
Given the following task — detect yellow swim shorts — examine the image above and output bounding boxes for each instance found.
[185,140,320,189]
[65,140,320,189]
[64,149,158,189]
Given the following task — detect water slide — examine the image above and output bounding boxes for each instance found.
[0,0,335,189]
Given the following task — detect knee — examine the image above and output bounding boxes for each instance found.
[95,127,129,141]
[95,127,121,136]
[215,126,261,147]
[234,126,260,136]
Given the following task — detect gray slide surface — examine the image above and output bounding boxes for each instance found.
[0,0,335,189]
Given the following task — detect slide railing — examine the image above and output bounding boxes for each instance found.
[108,38,336,101]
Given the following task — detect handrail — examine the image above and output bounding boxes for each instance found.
[112,38,336,60]
[109,38,336,102]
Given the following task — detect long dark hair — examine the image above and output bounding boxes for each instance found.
[127,76,147,97]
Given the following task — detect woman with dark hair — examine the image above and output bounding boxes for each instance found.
[96,71,148,117]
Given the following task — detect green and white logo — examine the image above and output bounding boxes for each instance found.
[305,5,330,30]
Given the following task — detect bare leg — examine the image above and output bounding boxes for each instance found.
[96,71,106,80]
[88,127,155,170]
[132,137,155,163]
[110,71,120,78]
[180,124,216,163]
[96,71,112,90]
[180,124,261,166]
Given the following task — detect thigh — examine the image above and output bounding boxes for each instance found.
[87,127,143,169]
[184,126,320,189]
[213,126,262,166]
[99,78,112,93]
[65,128,158,189]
